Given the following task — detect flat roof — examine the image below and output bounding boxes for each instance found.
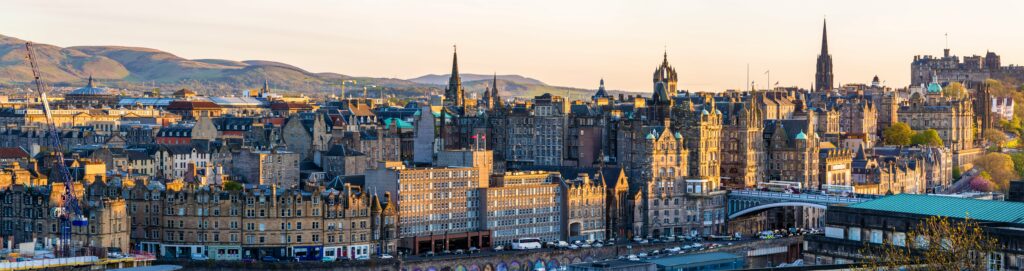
[847,194,1024,224]
[645,252,742,267]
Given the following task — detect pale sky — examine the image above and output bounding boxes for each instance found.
[4,0,1023,92]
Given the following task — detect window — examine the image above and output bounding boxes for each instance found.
[869,230,883,244]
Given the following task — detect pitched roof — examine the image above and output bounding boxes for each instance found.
[848,194,1024,224]
[0,147,29,159]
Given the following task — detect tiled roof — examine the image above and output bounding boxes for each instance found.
[848,194,1024,224]
[0,147,29,159]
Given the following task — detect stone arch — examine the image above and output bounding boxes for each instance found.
[547,259,560,270]
[509,261,521,271]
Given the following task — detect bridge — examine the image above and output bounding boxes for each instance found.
[727,190,879,219]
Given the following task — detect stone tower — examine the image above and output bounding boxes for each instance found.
[815,19,834,92]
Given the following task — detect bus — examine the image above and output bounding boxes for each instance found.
[759,181,802,192]
[821,184,854,195]
[511,238,543,250]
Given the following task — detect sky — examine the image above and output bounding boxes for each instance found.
[3,0,1024,92]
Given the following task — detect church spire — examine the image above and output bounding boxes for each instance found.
[450,45,459,81]
[814,18,834,92]
[86,75,94,88]
[445,45,465,107]
[820,18,829,55]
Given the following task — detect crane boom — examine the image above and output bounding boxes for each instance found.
[25,42,87,257]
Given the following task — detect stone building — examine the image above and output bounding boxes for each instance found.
[764,106,821,189]
[0,174,130,257]
[320,145,367,178]
[673,95,723,187]
[564,103,605,168]
[818,148,853,187]
[561,173,607,242]
[898,78,980,168]
[281,113,331,161]
[231,148,300,188]
[125,179,391,261]
[482,171,561,246]
[716,94,764,189]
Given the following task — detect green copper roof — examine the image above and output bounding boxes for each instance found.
[674,132,683,139]
[927,82,942,93]
[383,118,414,129]
[794,130,807,140]
[646,131,657,140]
[848,194,1024,224]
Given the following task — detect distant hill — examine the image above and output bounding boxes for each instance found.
[409,74,545,86]
[0,33,634,99]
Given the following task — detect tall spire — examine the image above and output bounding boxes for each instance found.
[451,45,459,80]
[820,18,829,55]
[86,75,94,88]
[445,45,465,107]
[814,18,834,92]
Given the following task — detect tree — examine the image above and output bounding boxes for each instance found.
[972,152,1017,192]
[952,167,962,180]
[942,82,968,99]
[968,175,996,192]
[883,122,913,146]
[910,129,943,147]
[984,128,1009,146]
[1011,153,1024,177]
[861,216,999,271]
[223,180,243,191]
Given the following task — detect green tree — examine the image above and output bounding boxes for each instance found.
[883,122,913,146]
[973,153,1017,192]
[910,129,943,147]
[952,167,962,180]
[942,82,968,99]
[223,180,243,191]
[1011,153,1024,178]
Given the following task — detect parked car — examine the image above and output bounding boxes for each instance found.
[322,256,337,262]
[469,247,480,254]
[556,241,570,248]
[580,243,592,248]
[424,251,436,257]
[593,243,604,248]
[261,256,280,263]
[493,246,504,251]
[637,253,648,258]
[627,255,640,261]
[569,244,579,250]
[356,255,370,260]
[190,253,209,261]
[454,249,465,255]
[380,254,394,259]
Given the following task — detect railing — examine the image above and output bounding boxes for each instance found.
[729,189,875,204]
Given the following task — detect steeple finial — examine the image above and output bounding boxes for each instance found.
[86,75,94,88]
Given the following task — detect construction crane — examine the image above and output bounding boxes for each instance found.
[25,42,89,257]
